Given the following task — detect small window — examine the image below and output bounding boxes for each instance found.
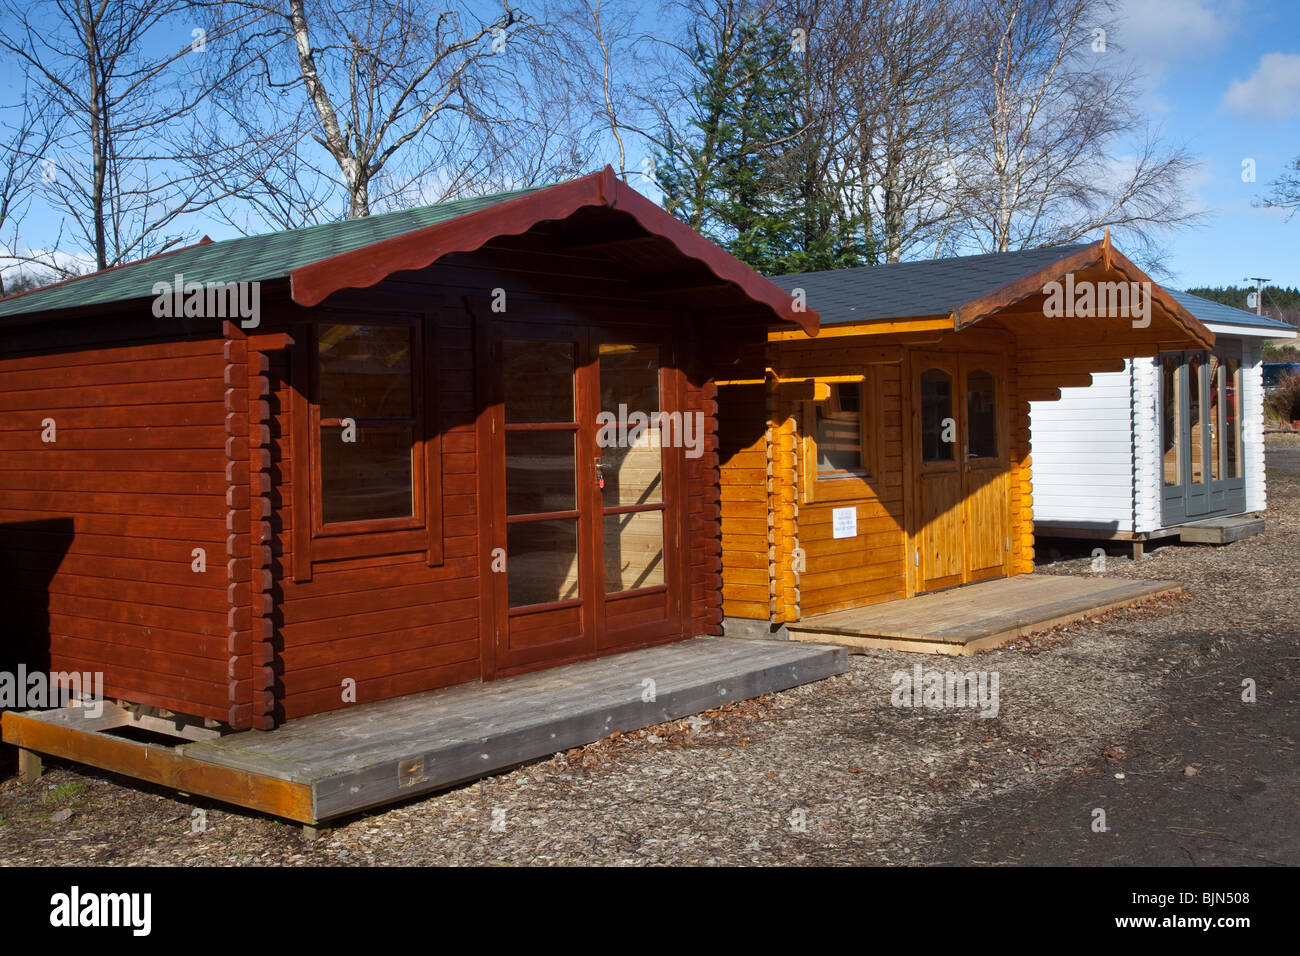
[815,382,865,475]
[316,322,419,526]
[966,369,998,459]
[920,368,954,462]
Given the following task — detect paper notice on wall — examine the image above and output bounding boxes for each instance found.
[832,506,857,539]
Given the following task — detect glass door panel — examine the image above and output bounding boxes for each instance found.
[503,337,581,610]
[1225,359,1241,479]
[1189,353,1205,484]
[1162,355,1181,486]
[598,342,666,596]
[1208,354,1223,481]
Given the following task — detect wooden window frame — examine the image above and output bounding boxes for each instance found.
[291,312,442,581]
[800,370,880,504]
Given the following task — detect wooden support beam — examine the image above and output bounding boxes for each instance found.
[18,747,42,784]
[1,710,315,823]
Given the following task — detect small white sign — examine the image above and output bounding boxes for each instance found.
[832,506,857,539]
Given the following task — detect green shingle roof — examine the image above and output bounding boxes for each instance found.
[0,184,547,320]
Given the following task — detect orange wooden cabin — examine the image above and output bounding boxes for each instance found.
[0,169,817,732]
[716,238,1215,630]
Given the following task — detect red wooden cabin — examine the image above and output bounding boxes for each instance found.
[0,168,816,731]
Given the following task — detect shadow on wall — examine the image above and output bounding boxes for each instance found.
[0,517,74,776]
[0,517,74,679]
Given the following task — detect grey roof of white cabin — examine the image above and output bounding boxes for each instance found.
[1164,289,1294,333]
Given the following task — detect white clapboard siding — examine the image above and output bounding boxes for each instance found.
[1029,363,1136,531]
[1131,358,1163,532]
[1243,340,1267,513]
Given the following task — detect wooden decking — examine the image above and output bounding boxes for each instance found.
[3,637,847,825]
[787,574,1180,656]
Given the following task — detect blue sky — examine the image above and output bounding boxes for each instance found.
[1113,0,1300,289]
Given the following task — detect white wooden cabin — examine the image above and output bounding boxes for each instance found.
[1030,290,1296,556]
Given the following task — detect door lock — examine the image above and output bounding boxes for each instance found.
[595,457,605,490]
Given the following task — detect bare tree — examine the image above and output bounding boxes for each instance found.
[204,1,592,221]
[951,0,1199,263]
[0,0,257,271]
[0,93,53,295]
[831,0,973,262]
[543,0,637,180]
[1261,157,1300,218]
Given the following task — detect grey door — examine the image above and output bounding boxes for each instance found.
[1160,346,1247,526]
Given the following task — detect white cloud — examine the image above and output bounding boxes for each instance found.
[1112,0,1234,73]
[1223,52,1300,120]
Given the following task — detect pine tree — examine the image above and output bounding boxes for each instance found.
[658,16,871,275]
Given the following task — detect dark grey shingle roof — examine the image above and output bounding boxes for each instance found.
[768,244,1094,324]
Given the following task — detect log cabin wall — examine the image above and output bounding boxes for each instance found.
[0,310,233,724]
[269,242,746,722]
[719,325,1038,624]
[0,241,769,729]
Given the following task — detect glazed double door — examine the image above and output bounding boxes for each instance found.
[483,320,685,675]
[1160,349,1246,525]
[910,351,1011,594]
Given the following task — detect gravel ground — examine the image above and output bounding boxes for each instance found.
[2,436,1297,866]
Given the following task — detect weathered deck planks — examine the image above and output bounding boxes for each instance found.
[787,573,1181,656]
[3,638,847,824]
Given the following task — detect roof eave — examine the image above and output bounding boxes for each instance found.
[289,166,818,335]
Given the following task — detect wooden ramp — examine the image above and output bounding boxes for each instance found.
[3,637,846,825]
[787,574,1180,656]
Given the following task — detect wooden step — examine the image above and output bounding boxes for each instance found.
[1178,515,1265,545]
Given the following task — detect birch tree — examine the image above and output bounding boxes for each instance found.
[952,0,1199,261]
[208,0,583,221]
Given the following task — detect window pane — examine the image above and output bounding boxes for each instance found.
[816,382,864,473]
[504,339,574,423]
[1162,355,1181,486]
[599,343,660,414]
[604,510,664,593]
[508,518,579,607]
[601,430,663,507]
[506,430,576,515]
[321,423,413,523]
[1189,354,1204,483]
[1225,359,1240,479]
[967,370,998,459]
[319,324,412,420]
[921,369,954,462]
[1208,355,1222,481]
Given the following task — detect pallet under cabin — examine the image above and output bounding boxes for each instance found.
[716,237,1215,638]
[0,167,819,740]
[1030,291,1296,557]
